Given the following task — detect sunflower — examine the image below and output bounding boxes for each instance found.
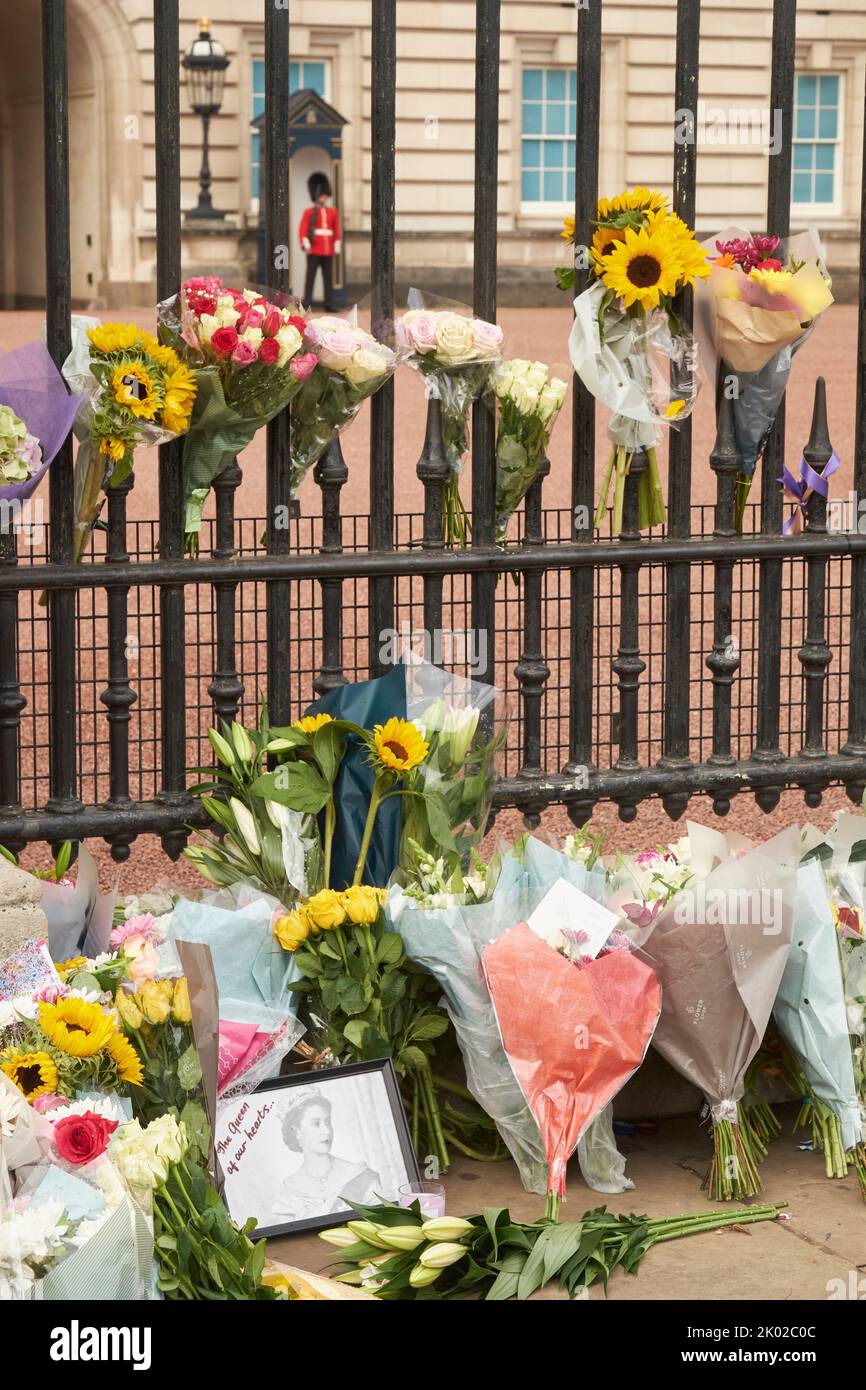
[596,186,668,222]
[561,214,575,243]
[601,223,681,310]
[87,322,142,356]
[654,212,711,288]
[294,712,334,735]
[161,363,197,434]
[54,955,87,980]
[111,362,160,421]
[138,332,181,372]
[38,997,117,1058]
[590,224,627,275]
[105,1031,144,1086]
[98,435,127,462]
[1,1049,59,1100]
[372,717,429,774]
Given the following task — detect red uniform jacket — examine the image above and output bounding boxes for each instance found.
[299,203,341,257]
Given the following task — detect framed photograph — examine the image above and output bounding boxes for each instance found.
[214,1058,421,1238]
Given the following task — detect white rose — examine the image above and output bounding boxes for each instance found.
[510,380,540,415]
[217,304,241,328]
[198,313,219,343]
[240,326,263,350]
[275,323,302,367]
[242,288,260,305]
[345,346,391,389]
[538,377,567,423]
[433,312,477,366]
[526,360,549,391]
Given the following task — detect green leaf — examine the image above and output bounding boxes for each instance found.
[849,839,866,864]
[177,1043,203,1092]
[485,1250,527,1300]
[67,971,103,995]
[293,949,324,977]
[399,1044,428,1070]
[312,721,345,785]
[181,1098,211,1157]
[424,791,459,854]
[343,1019,373,1050]
[250,763,331,815]
[554,266,576,292]
[376,932,404,965]
[337,976,369,1015]
[411,1013,449,1042]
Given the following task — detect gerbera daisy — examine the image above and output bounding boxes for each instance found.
[111,362,160,421]
[105,1032,144,1086]
[161,364,197,434]
[1,1048,59,1100]
[601,224,681,310]
[372,717,429,774]
[293,712,334,735]
[38,997,117,1058]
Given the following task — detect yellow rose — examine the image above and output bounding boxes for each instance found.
[114,988,143,1032]
[433,312,477,366]
[136,979,173,1026]
[171,976,192,1025]
[304,889,348,932]
[274,908,311,952]
[340,885,382,925]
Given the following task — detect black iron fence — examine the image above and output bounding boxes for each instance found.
[1,0,865,862]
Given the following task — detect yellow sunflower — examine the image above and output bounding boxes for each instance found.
[105,1031,144,1086]
[293,712,334,735]
[596,187,668,222]
[54,956,87,980]
[111,362,160,421]
[138,332,181,372]
[38,997,117,1058]
[651,211,711,288]
[601,223,681,310]
[98,435,127,462]
[561,214,575,244]
[372,717,429,774]
[1,1049,59,1100]
[87,322,142,356]
[590,224,627,275]
[162,364,197,434]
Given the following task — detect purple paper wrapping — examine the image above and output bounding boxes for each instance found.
[0,341,82,501]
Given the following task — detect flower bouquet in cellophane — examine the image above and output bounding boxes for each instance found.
[695,226,834,530]
[61,318,196,561]
[396,289,504,546]
[563,187,708,533]
[158,276,314,553]
[492,359,567,546]
[289,304,400,497]
[0,342,80,505]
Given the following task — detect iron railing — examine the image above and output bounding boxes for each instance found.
[1,0,865,862]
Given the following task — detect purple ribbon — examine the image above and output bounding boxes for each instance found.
[779,450,840,535]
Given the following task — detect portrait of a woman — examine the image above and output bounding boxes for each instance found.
[272,1088,383,1223]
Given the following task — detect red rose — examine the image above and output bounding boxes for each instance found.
[210,326,239,357]
[257,337,280,364]
[288,315,307,336]
[261,308,281,337]
[53,1111,118,1166]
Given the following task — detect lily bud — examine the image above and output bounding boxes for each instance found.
[346,1220,392,1250]
[229,798,260,856]
[409,1262,443,1288]
[333,1269,364,1286]
[420,1216,474,1242]
[208,728,235,767]
[319,1226,358,1249]
[231,720,255,762]
[418,1241,467,1270]
[375,1225,425,1252]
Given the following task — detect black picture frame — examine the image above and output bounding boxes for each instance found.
[217,1057,422,1239]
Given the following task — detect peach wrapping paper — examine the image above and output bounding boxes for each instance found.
[482,923,661,1199]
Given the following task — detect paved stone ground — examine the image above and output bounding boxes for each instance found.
[266,1104,866,1301]
[2,303,861,891]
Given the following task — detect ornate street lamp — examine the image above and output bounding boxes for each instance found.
[182,18,230,220]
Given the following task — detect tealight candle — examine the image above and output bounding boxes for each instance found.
[398,1180,446,1219]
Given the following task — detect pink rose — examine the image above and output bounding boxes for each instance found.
[210,326,238,358]
[318,327,362,371]
[262,308,282,337]
[258,337,280,364]
[125,934,159,982]
[290,351,318,382]
[238,307,263,332]
[403,311,438,355]
[231,340,258,366]
[470,317,503,354]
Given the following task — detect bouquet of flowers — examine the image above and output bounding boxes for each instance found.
[397,291,504,546]
[605,847,694,929]
[492,359,567,545]
[289,309,399,496]
[696,227,834,529]
[62,319,196,560]
[0,342,80,502]
[563,187,708,533]
[158,277,313,553]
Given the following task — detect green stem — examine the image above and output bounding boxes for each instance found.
[594,446,616,529]
[544,1191,561,1223]
[323,793,336,890]
[353,778,385,886]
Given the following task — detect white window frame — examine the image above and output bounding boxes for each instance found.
[791,71,843,220]
[248,56,333,211]
[518,65,576,217]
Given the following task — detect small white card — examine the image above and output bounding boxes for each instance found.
[527,878,620,960]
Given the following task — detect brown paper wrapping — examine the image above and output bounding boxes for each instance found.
[714,299,804,374]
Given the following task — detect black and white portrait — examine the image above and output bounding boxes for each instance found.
[216,1059,419,1237]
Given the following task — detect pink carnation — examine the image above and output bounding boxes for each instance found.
[35,982,70,1004]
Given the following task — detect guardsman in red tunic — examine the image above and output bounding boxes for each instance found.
[299,172,341,311]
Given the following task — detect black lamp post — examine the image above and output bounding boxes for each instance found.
[182,18,230,220]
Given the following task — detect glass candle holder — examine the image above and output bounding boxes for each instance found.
[397,1180,446,1219]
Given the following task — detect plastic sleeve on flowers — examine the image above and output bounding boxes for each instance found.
[71,437,109,562]
[288,362,395,496]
